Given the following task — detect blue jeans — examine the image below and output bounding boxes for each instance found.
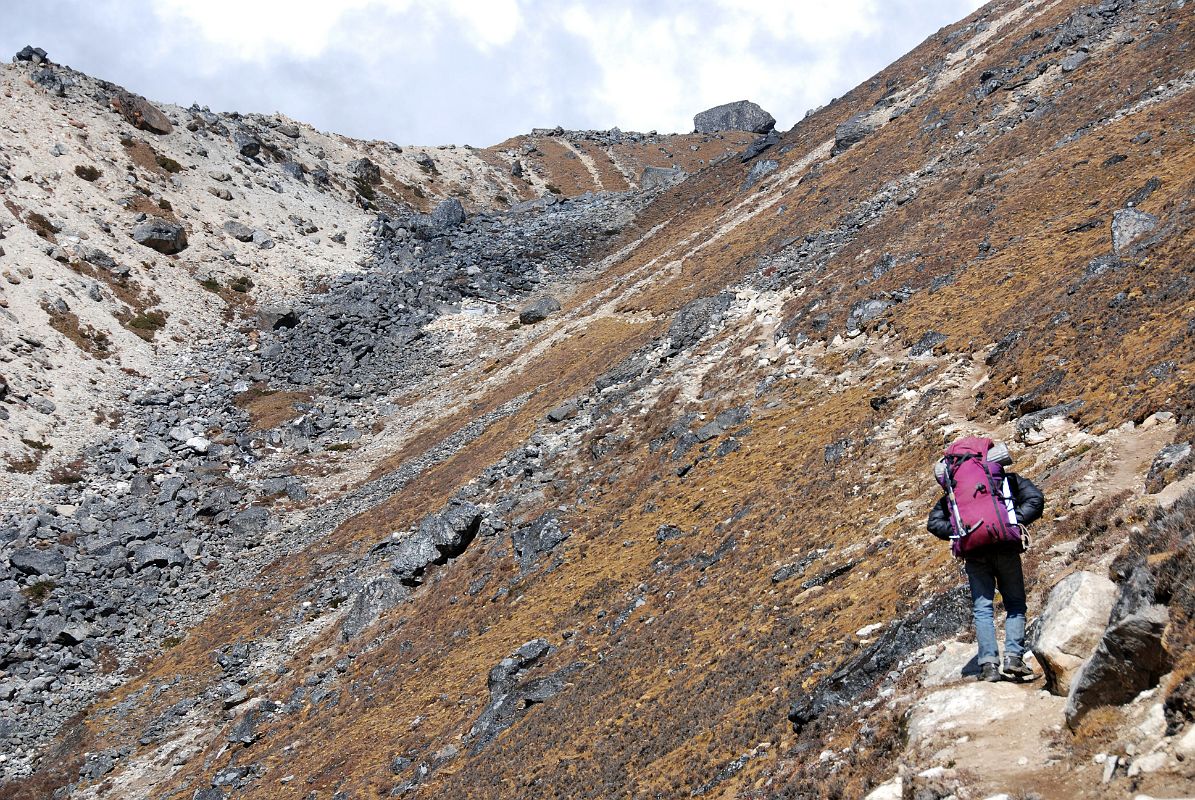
[964,549,1027,665]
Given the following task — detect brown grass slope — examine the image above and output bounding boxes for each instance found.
[6,0,1194,798]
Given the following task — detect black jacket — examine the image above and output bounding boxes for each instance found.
[927,472,1044,544]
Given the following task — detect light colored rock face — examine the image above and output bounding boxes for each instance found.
[1032,570,1117,696]
[918,640,979,688]
[1111,207,1159,251]
[906,683,1030,747]
[862,776,902,799]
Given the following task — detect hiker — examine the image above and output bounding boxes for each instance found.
[927,436,1044,682]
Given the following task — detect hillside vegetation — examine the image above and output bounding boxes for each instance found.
[0,1,1193,798]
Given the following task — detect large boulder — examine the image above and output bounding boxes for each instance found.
[667,293,733,356]
[693,100,775,134]
[429,198,465,230]
[13,46,49,64]
[132,218,188,254]
[640,165,686,191]
[347,157,381,185]
[832,113,876,156]
[1111,208,1159,252]
[519,296,562,325]
[9,547,66,577]
[109,89,173,135]
[1033,571,1118,695]
[232,130,260,158]
[1064,604,1171,729]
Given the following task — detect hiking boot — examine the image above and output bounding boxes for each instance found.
[979,663,1001,682]
[1003,655,1034,679]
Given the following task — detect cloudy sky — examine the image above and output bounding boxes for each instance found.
[5,0,985,146]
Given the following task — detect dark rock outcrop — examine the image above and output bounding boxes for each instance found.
[1064,604,1170,729]
[694,100,775,134]
[109,89,173,135]
[519,296,561,325]
[132,219,187,254]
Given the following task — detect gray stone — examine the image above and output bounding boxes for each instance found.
[131,542,184,571]
[512,513,569,571]
[910,330,947,356]
[223,221,255,242]
[668,293,733,356]
[341,576,408,641]
[430,198,466,230]
[1033,571,1117,696]
[9,547,66,577]
[230,507,270,539]
[1145,441,1191,493]
[742,158,778,189]
[833,114,876,156]
[740,130,780,162]
[132,218,188,254]
[695,406,750,442]
[546,400,577,423]
[693,100,775,134]
[1065,604,1171,728]
[391,535,440,583]
[14,46,49,64]
[519,296,562,325]
[347,158,381,185]
[228,710,257,744]
[1060,51,1090,72]
[640,166,686,191]
[1111,208,1159,252]
[232,130,260,158]
[185,436,211,454]
[847,297,893,332]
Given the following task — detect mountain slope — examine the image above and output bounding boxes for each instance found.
[1,1,1194,798]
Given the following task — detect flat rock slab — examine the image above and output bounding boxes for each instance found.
[907,683,1065,786]
[917,640,980,689]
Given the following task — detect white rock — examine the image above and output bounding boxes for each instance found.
[863,776,902,800]
[1126,751,1168,777]
[1033,571,1117,695]
[185,436,211,454]
[919,640,978,688]
[856,622,884,638]
[906,684,1029,746]
[1133,702,1167,742]
[1174,723,1195,761]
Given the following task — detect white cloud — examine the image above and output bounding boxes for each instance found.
[9,0,989,143]
[148,0,521,62]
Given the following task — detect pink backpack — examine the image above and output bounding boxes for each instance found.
[934,436,1023,557]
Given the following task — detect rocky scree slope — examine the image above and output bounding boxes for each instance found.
[0,51,751,782]
[3,0,1195,798]
[0,52,750,498]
